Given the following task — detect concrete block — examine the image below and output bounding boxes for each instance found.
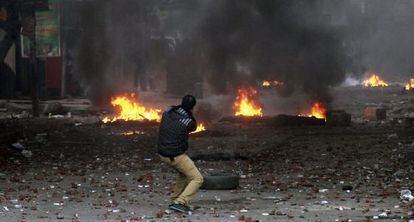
[364,107,386,121]
[326,110,351,126]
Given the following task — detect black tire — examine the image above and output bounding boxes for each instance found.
[201,174,239,190]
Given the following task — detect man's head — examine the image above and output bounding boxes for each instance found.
[181,95,196,111]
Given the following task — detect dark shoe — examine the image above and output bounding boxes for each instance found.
[169,203,191,215]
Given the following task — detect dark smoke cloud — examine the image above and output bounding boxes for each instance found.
[195,0,345,102]
[352,0,414,80]
[67,0,347,105]
[69,0,153,106]
[75,1,110,106]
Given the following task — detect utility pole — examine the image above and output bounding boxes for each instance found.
[29,11,39,117]
[2,0,45,117]
[21,0,45,117]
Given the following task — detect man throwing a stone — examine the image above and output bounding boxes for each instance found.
[158,95,203,214]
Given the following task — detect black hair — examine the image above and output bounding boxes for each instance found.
[181,95,196,111]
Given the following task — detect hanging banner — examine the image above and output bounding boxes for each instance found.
[21,0,60,58]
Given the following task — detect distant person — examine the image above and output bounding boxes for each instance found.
[157,95,203,214]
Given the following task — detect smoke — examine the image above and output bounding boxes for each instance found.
[64,0,414,107]
[64,0,348,105]
[346,0,414,80]
[194,0,346,102]
[310,0,414,81]
[75,1,110,106]
[69,0,153,106]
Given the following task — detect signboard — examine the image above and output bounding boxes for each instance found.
[21,0,60,58]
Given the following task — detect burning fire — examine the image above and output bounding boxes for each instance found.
[102,93,161,123]
[262,80,284,87]
[262,81,271,87]
[233,87,263,117]
[119,130,145,136]
[191,123,206,134]
[405,78,414,91]
[301,102,327,120]
[363,74,389,87]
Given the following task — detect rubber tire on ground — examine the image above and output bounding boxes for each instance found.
[200,174,239,190]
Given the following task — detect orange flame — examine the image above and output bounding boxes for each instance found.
[262,80,283,87]
[262,81,271,87]
[405,78,414,91]
[119,130,145,136]
[301,102,327,120]
[190,123,206,134]
[233,87,263,117]
[363,74,388,87]
[102,93,161,123]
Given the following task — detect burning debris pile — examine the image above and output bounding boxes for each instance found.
[102,94,161,123]
[191,123,206,134]
[405,78,414,91]
[268,102,328,127]
[100,93,208,133]
[300,102,327,120]
[262,80,284,87]
[363,74,389,87]
[233,88,263,117]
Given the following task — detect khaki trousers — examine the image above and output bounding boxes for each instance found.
[160,154,203,206]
